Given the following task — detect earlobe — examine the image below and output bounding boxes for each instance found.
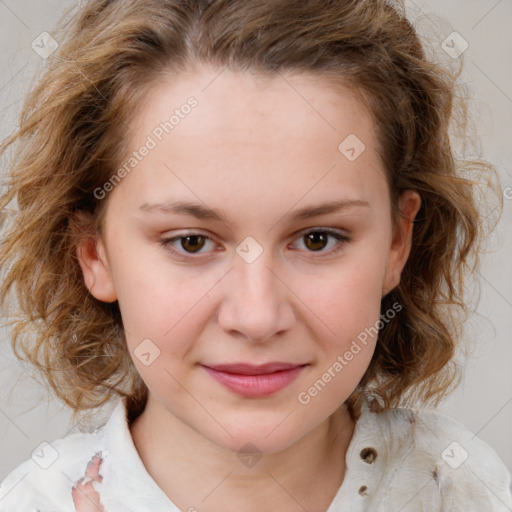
[76,235,117,303]
[382,190,422,296]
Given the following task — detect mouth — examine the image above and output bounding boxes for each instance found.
[201,362,308,398]
[205,362,306,375]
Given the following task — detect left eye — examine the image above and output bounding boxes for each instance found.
[292,229,349,254]
[160,228,349,258]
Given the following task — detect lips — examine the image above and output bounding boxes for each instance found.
[201,362,307,397]
[205,362,304,375]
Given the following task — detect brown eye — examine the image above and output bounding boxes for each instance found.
[293,229,350,256]
[180,235,206,253]
[304,232,329,251]
[160,232,218,258]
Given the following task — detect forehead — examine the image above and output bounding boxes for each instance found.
[134,65,375,148]
[110,64,388,222]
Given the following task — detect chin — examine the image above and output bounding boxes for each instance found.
[202,415,308,456]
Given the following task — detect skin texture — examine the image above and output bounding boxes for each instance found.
[76,64,421,512]
[72,454,105,511]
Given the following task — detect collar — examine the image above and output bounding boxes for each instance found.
[100,397,180,512]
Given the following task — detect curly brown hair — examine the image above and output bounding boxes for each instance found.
[0,0,500,424]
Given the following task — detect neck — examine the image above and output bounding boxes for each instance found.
[130,396,355,512]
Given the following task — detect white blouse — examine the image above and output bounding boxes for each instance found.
[1,397,511,511]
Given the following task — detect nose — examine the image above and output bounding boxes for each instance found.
[217,250,295,342]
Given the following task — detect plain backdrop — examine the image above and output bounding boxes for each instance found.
[0,0,511,482]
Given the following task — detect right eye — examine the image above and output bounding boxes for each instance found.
[160,231,220,259]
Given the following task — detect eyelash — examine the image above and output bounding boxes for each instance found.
[159,228,351,260]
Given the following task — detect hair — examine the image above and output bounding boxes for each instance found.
[0,0,501,424]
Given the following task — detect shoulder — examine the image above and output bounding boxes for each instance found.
[0,408,115,512]
[341,401,512,511]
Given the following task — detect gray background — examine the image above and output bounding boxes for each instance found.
[1,0,511,482]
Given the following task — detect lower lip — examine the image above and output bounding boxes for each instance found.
[202,365,306,398]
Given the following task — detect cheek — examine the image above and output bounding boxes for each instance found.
[288,250,387,403]
[291,254,385,339]
[111,249,221,370]
[291,262,384,406]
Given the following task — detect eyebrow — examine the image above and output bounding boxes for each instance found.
[138,198,370,222]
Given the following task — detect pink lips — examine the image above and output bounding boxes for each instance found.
[202,362,307,397]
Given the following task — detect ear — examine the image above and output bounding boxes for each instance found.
[76,234,118,303]
[382,190,421,297]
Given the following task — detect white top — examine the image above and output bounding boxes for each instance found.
[1,397,511,511]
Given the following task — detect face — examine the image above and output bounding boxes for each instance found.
[78,64,420,454]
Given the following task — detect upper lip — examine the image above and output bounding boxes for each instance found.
[204,362,306,375]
